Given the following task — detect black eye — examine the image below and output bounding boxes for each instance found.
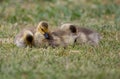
[41,29,44,31]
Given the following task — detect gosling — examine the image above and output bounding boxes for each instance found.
[60,23,101,46]
[34,21,54,48]
[14,29,34,48]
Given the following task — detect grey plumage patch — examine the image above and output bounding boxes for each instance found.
[77,27,93,35]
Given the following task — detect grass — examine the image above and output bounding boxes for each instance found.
[0,0,120,79]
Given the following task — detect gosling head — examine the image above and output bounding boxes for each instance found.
[22,30,34,47]
[36,21,50,39]
[60,23,77,34]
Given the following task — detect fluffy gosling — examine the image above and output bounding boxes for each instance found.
[14,29,34,48]
[34,21,54,48]
[60,23,101,46]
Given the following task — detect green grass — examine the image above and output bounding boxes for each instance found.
[0,0,120,79]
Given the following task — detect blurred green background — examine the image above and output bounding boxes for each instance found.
[0,0,120,79]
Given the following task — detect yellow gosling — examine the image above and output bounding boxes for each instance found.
[34,21,54,48]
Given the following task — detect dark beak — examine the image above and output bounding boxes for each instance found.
[44,33,50,39]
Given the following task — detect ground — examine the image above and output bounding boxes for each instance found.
[0,0,120,79]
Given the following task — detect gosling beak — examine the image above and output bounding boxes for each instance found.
[44,33,50,39]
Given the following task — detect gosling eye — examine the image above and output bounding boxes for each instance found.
[41,29,44,32]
